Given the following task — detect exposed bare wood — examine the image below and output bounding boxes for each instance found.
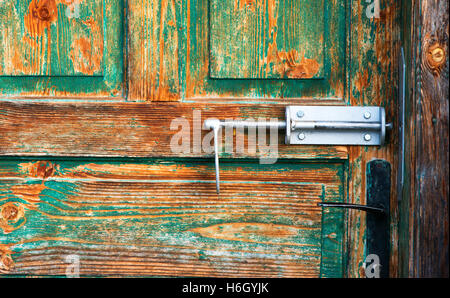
[400,0,449,278]
[0,101,348,159]
[127,0,181,101]
[346,0,401,278]
[0,160,345,277]
[0,0,408,278]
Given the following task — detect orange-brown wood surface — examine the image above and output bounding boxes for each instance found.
[0,101,348,159]
[345,0,401,277]
[0,0,405,278]
[0,0,124,97]
[0,159,345,277]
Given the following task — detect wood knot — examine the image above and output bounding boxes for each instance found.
[30,0,57,22]
[37,6,51,21]
[430,47,445,64]
[327,232,337,239]
[0,203,26,234]
[25,0,58,37]
[359,265,366,278]
[0,253,14,273]
[1,204,20,221]
[425,42,446,76]
[36,161,56,179]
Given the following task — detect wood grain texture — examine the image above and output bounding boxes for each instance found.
[400,0,449,277]
[398,0,416,278]
[0,0,124,98]
[0,101,349,159]
[346,0,401,277]
[185,0,345,100]
[0,159,345,277]
[0,1,405,279]
[209,0,324,79]
[415,0,449,278]
[127,0,182,101]
[0,0,104,76]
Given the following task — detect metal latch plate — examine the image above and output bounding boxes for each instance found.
[285,106,386,145]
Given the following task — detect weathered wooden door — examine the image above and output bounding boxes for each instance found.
[0,0,400,277]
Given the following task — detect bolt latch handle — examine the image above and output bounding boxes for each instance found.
[204,119,286,194]
[204,106,391,194]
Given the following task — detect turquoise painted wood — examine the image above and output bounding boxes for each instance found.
[0,158,346,277]
[210,0,325,79]
[185,0,346,100]
[0,0,124,97]
[0,0,385,278]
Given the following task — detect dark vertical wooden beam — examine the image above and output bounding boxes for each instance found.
[417,0,449,277]
[401,0,449,277]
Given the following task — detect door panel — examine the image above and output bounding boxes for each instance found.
[0,159,345,277]
[0,0,123,97]
[0,0,104,76]
[210,0,324,79]
[187,0,345,100]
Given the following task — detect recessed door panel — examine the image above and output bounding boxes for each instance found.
[0,0,123,97]
[0,0,104,76]
[186,0,345,100]
[210,0,324,79]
